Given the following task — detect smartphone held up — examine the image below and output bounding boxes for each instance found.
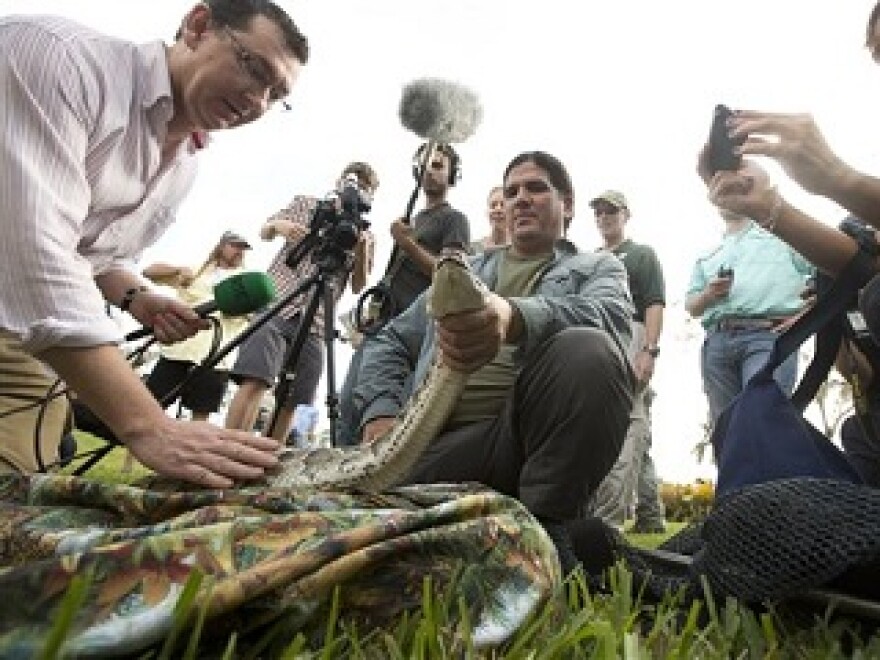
[708,104,745,176]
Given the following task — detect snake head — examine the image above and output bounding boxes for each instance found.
[427,252,489,319]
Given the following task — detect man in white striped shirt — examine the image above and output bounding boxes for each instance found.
[0,1,309,488]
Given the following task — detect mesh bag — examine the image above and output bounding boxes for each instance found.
[592,479,880,609]
[691,478,880,602]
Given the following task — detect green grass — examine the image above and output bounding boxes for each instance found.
[60,431,152,483]
[50,437,880,658]
[627,521,687,549]
[41,561,880,659]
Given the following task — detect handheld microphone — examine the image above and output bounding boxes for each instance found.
[398,78,483,143]
[125,271,276,341]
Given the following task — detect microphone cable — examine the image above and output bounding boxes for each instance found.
[0,377,71,473]
[20,315,225,473]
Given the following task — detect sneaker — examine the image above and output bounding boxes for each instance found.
[631,519,666,534]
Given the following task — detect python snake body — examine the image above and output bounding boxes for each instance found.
[267,253,488,491]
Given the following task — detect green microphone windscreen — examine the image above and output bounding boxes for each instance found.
[212,271,276,315]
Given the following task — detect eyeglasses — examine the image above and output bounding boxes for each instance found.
[593,206,621,217]
[223,26,291,111]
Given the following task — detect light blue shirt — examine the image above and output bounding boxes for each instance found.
[292,405,320,436]
[687,221,814,329]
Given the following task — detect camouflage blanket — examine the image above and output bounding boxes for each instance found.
[0,474,560,657]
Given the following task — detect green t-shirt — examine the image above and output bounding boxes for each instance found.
[446,249,551,429]
[607,239,665,322]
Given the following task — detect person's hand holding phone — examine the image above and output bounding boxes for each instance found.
[727,111,850,199]
[708,160,780,224]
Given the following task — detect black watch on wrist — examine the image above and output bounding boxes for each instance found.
[643,345,660,358]
[120,286,148,313]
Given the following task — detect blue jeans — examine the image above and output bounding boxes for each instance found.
[701,328,798,424]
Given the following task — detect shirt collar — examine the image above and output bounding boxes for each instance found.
[137,40,174,113]
[136,40,178,150]
[553,237,579,256]
[137,41,210,155]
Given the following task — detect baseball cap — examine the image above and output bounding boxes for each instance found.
[589,190,629,210]
[220,230,252,249]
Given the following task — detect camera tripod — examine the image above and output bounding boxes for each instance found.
[260,232,352,445]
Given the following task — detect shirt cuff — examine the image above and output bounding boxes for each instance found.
[18,315,123,353]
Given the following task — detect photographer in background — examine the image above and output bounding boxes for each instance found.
[224,162,378,441]
[336,143,470,446]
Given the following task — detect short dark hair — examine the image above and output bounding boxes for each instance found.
[415,142,460,168]
[503,151,574,230]
[207,0,309,63]
[414,142,458,162]
[413,142,460,186]
[503,151,573,199]
[342,161,379,192]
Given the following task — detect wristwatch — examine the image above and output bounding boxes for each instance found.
[120,286,148,313]
[643,345,660,358]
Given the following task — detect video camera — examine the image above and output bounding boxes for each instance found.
[288,174,372,272]
[311,174,371,248]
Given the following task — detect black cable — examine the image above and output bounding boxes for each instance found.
[33,378,67,473]
[31,334,156,472]
[0,388,68,419]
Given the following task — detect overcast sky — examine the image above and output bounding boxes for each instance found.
[3,1,879,481]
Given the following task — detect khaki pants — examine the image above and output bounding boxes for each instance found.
[589,322,653,527]
[0,333,70,473]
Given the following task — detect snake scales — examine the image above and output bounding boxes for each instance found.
[266,253,488,490]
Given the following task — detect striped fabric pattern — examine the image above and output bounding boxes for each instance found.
[0,15,199,351]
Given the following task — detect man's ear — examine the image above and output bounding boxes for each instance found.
[563,194,575,221]
[179,3,212,49]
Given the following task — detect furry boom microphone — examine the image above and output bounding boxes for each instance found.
[398,78,482,220]
[352,79,482,336]
[398,77,483,143]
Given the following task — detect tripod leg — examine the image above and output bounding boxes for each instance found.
[266,284,324,441]
[322,278,340,447]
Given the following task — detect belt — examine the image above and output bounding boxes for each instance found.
[713,316,787,332]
